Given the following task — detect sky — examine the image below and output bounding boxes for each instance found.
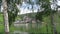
[1,0,60,15]
[18,0,41,15]
[18,0,60,15]
[57,0,60,6]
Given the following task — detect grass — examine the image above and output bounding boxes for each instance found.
[0,13,4,34]
[0,14,3,23]
[0,13,60,34]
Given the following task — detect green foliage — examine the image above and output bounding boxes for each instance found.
[36,12,43,21]
[6,0,21,26]
[36,0,57,22]
[0,0,2,3]
[7,2,19,26]
[7,0,22,4]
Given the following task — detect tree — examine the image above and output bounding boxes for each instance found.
[36,0,57,34]
[1,0,21,26]
[2,0,9,34]
[6,0,22,26]
[0,0,2,12]
[7,3,19,26]
[2,0,21,34]
[50,0,57,34]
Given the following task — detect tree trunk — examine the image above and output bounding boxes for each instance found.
[2,0,9,34]
[51,11,57,34]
